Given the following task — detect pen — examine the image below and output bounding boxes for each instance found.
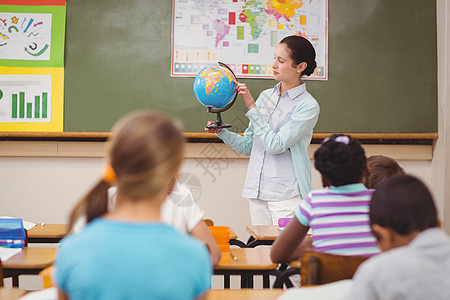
[230,252,238,261]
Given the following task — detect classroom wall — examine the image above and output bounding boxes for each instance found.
[435,0,450,233]
[0,142,435,240]
[1,1,450,237]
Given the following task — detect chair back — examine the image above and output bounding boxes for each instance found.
[301,251,369,285]
[203,219,214,226]
[208,226,230,252]
[39,266,55,288]
[0,260,3,287]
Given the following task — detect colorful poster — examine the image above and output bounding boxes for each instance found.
[0,0,65,132]
[172,0,328,80]
[0,66,63,131]
[0,12,53,61]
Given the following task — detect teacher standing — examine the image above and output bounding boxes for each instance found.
[206,35,320,226]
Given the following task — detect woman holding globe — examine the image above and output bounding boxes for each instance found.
[206,35,320,226]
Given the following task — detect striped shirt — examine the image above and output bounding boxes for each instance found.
[295,183,380,257]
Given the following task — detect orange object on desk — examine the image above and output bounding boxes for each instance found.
[208,226,230,252]
[39,266,55,288]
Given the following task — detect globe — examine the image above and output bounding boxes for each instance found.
[193,65,237,110]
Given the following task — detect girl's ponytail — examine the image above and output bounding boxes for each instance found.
[68,179,110,232]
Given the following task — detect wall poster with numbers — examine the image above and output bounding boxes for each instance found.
[171,0,327,80]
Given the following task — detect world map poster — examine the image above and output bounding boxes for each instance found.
[171,0,327,80]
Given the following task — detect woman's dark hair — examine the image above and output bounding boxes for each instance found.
[314,134,367,186]
[363,155,405,189]
[370,174,438,235]
[279,35,317,76]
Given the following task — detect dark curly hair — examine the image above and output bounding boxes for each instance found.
[314,134,367,186]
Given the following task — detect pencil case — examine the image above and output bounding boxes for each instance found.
[0,218,26,248]
[278,218,292,228]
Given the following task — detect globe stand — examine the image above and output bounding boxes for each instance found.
[206,108,232,129]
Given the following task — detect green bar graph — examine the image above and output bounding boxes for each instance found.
[35,96,40,118]
[27,103,32,118]
[42,92,47,118]
[12,94,17,118]
[10,91,49,120]
[19,92,25,118]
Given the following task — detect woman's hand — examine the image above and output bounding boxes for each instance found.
[205,121,222,134]
[235,81,256,110]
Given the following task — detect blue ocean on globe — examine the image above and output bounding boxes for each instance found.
[193,66,236,109]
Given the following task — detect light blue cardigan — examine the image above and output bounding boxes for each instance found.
[216,86,320,199]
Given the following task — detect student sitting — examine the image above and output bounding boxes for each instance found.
[363,155,405,189]
[70,181,222,266]
[348,174,450,300]
[271,134,379,263]
[55,111,212,300]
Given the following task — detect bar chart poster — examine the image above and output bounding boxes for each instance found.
[0,66,63,131]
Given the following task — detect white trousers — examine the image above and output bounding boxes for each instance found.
[248,195,302,226]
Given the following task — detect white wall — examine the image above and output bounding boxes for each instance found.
[0,142,435,241]
[434,0,450,233]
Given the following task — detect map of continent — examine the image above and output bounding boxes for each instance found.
[200,67,233,94]
[172,0,327,80]
[240,0,266,40]
[265,0,304,26]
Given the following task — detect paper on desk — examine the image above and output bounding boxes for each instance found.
[277,280,354,300]
[0,247,22,261]
[0,216,36,230]
[20,287,57,300]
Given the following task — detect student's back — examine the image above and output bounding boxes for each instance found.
[350,227,450,299]
[298,184,378,256]
[349,175,450,300]
[56,219,210,300]
[271,135,379,263]
[55,111,212,300]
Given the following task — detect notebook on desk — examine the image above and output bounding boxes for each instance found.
[278,279,354,300]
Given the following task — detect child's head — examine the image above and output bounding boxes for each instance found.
[279,35,317,76]
[69,110,184,229]
[108,110,184,200]
[370,174,438,251]
[363,155,405,189]
[314,134,367,186]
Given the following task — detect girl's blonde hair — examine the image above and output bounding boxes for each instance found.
[68,110,184,231]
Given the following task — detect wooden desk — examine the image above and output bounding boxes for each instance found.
[27,224,68,243]
[0,288,27,299]
[206,289,284,300]
[246,225,280,247]
[3,247,57,287]
[214,248,280,288]
[229,229,246,248]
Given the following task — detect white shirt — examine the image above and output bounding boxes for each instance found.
[162,182,204,233]
[73,183,204,234]
[348,228,450,300]
[242,83,305,200]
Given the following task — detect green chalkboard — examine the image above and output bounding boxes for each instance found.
[64,0,437,133]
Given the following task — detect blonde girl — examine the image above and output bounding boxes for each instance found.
[55,111,212,300]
